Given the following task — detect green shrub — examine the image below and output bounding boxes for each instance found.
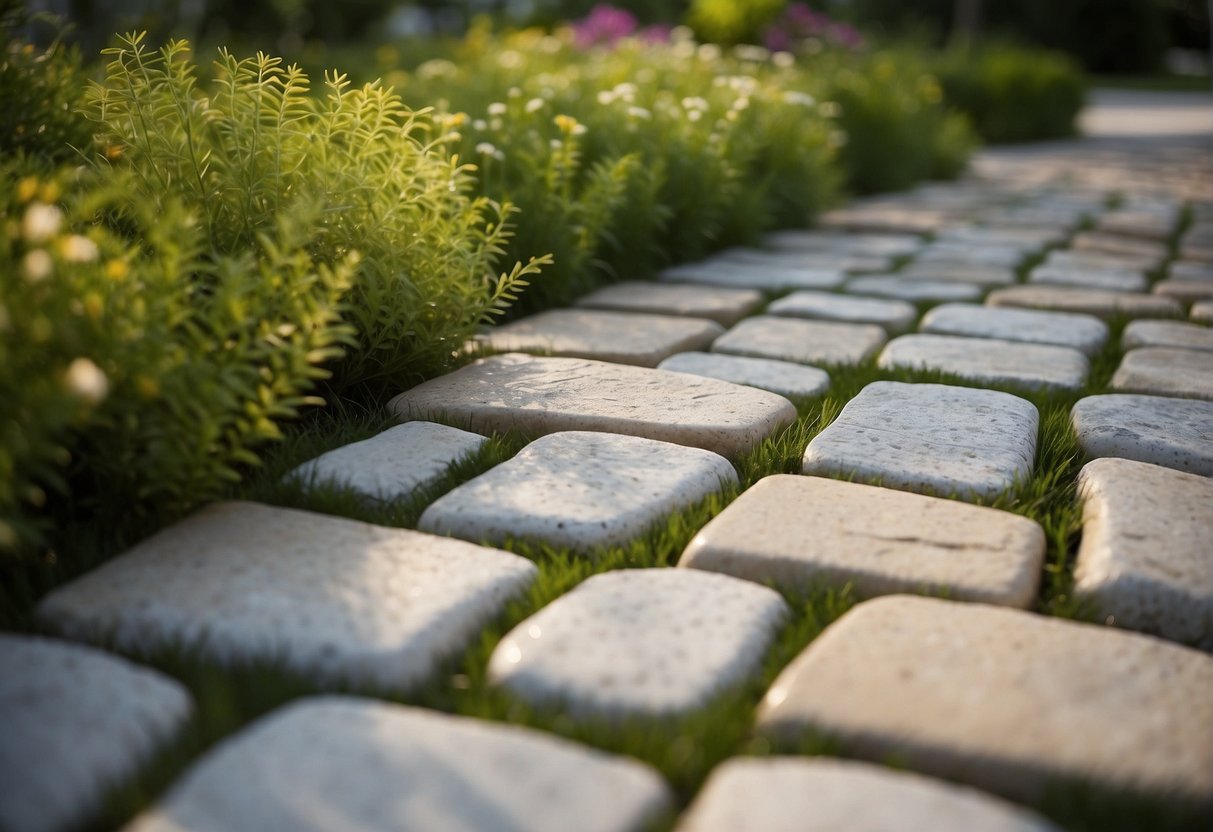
[0,22,95,164]
[686,0,787,45]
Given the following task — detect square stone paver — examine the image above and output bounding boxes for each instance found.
[763,229,925,258]
[766,290,917,333]
[674,758,1060,832]
[475,309,723,368]
[1122,320,1213,353]
[487,569,787,719]
[388,354,797,459]
[123,697,673,832]
[878,334,1089,391]
[417,432,737,551]
[680,475,1044,608]
[1028,264,1147,293]
[986,285,1182,320]
[36,502,537,691]
[286,422,485,501]
[712,316,887,367]
[1111,347,1213,400]
[802,382,1038,501]
[573,282,763,327]
[657,352,830,399]
[920,303,1108,356]
[845,275,984,303]
[1075,458,1213,650]
[757,595,1213,806]
[1071,394,1213,476]
[660,260,845,292]
[0,635,194,832]
[1153,280,1213,303]
[898,262,1018,287]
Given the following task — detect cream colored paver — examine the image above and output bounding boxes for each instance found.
[845,275,984,303]
[716,247,892,274]
[1111,347,1213,400]
[763,229,924,257]
[388,354,797,459]
[1044,249,1158,273]
[1072,231,1168,265]
[0,635,194,832]
[1122,319,1213,353]
[987,285,1182,320]
[920,303,1108,355]
[37,502,537,691]
[1192,300,1213,324]
[660,259,845,292]
[757,595,1213,805]
[1096,209,1177,241]
[766,290,917,333]
[1153,280,1213,303]
[1071,394,1213,476]
[1028,263,1147,293]
[878,333,1088,391]
[657,352,830,398]
[418,431,737,551]
[124,697,673,832]
[680,475,1043,607]
[574,282,763,327]
[488,570,786,719]
[712,316,887,367]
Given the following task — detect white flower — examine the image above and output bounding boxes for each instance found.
[627,106,652,120]
[473,119,488,130]
[22,203,62,243]
[65,358,108,404]
[681,96,709,112]
[488,102,507,116]
[525,97,545,113]
[498,51,523,69]
[507,86,523,98]
[61,235,99,263]
[697,43,721,62]
[476,141,497,156]
[773,51,796,69]
[597,90,616,106]
[783,91,817,107]
[733,45,771,63]
[22,249,53,282]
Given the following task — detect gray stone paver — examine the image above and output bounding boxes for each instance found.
[1071,394,1213,476]
[1075,458,1213,650]
[1111,347,1213,400]
[680,475,1043,608]
[763,229,924,257]
[487,569,787,719]
[712,316,887,367]
[388,354,797,458]
[898,262,1017,287]
[845,275,984,303]
[657,352,830,398]
[1096,209,1177,241]
[1171,261,1213,281]
[986,285,1182,320]
[757,595,1213,805]
[418,431,736,551]
[716,247,892,274]
[878,333,1088,391]
[1122,319,1213,353]
[802,381,1038,500]
[1153,279,1213,303]
[674,758,1060,832]
[766,290,917,333]
[1071,231,1168,266]
[1028,263,1147,293]
[660,259,845,292]
[573,282,763,327]
[919,303,1108,355]
[123,697,673,832]
[36,502,537,691]
[935,224,1064,249]
[1044,249,1157,273]
[0,635,194,832]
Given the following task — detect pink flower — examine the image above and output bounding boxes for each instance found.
[572,4,638,48]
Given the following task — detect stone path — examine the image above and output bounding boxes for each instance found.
[8,91,1213,832]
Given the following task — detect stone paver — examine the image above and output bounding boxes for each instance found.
[757,595,1213,805]
[1122,319,1213,353]
[1111,347,1213,400]
[1171,261,1213,282]
[766,290,917,333]
[920,303,1108,355]
[898,262,1017,287]
[1072,231,1168,266]
[1096,209,1177,241]
[802,382,1038,500]
[657,352,830,398]
[36,502,537,691]
[1192,300,1213,324]
[716,247,892,274]
[574,282,763,327]
[936,224,1065,249]
[418,432,737,551]
[1028,263,1147,293]
[675,757,1060,832]
[845,275,984,303]
[1153,279,1213,303]
[1071,394,1213,476]
[661,259,845,292]
[987,285,1182,320]
[123,697,673,832]
[0,635,194,832]
[763,229,924,257]
[914,243,1027,269]
[475,309,723,368]
[388,354,797,459]
[1045,248,1157,273]
[487,569,787,719]
[286,422,485,501]
[878,333,1088,392]
[1075,458,1213,650]
[680,475,1043,608]
[712,316,886,367]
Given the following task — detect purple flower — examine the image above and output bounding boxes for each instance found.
[763,26,794,52]
[636,23,673,44]
[572,4,639,48]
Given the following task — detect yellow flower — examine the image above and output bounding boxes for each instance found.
[16,177,38,203]
[105,259,129,281]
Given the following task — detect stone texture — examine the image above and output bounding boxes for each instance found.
[763,229,925,258]
[661,259,845,292]
[936,224,1064,250]
[1097,208,1177,241]
[286,422,485,501]
[1028,263,1147,293]
[1075,458,1213,650]
[987,285,1182,320]
[878,334,1088,391]
[657,352,830,399]
[716,247,892,274]
[1192,300,1213,324]
[914,243,1027,268]
[920,303,1108,356]
[1122,319,1213,353]
[1171,261,1213,282]
[388,354,797,459]
[488,569,787,719]
[124,697,673,832]
[680,475,1044,608]
[1071,394,1213,476]
[475,309,723,368]
[712,316,887,367]
[1072,231,1168,266]
[757,595,1213,806]
[1153,279,1213,303]
[1045,249,1157,274]
[0,635,194,832]
[36,502,537,691]
[674,757,1060,832]
[802,382,1038,501]
[898,262,1017,287]
[1111,347,1213,400]
[418,431,737,551]
[766,290,917,333]
[574,281,763,327]
[845,275,984,303]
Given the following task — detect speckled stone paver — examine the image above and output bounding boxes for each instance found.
[286,422,485,501]
[36,502,537,691]
[1153,279,1213,303]
[757,595,1213,806]
[0,635,194,832]
[1029,263,1147,293]
[123,697,673,832]
[898,262,1017,287]
[845,275,984,303]
[418,432,737,551]
[987,285,1182,320]
[878,334,1088,391]
[475,309,723,367]
[1075,458,1213,650]
[388,354,797,459]
[574,282,763,327]
[920,303,1108,355]
[660,259,844,292]
[802,381,1038,500]
[763,229,924,257]
[766,290,917,333]
[680,475,1043,608]
[712,316,887,367]
[675,757,1060,832]
[1111,347,1213,400]
[1122,319,1213,353]
[1071,394,1213,476]
[657,352,830,398]
[488,569,787,719]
